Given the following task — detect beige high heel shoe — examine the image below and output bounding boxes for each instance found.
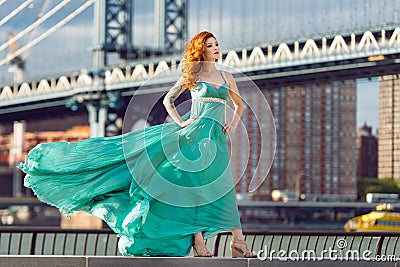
[192,240,213,257]
[230,237,257,258]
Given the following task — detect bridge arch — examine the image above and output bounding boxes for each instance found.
[300,39,320,58]
[37,80,51,93]
[273,43,292,61]
[358,31,380,51]
[388,28,400,47]
[154,61,170,75]
[18,83,31,96]
[56,76,72,90]
[131,64,148,80]
[247,47,266,65]
[105,68,126,84]
[328,35,349,54]
[224,50,241,67]
[0,86,13,100]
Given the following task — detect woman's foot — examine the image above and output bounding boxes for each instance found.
[230,237,257,258]
[192,240,213,257]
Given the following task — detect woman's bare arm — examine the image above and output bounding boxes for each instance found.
[163,78,197,127]
[223,72,244,134]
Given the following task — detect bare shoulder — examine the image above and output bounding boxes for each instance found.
[223,70,234,79]
[222,71,235,84]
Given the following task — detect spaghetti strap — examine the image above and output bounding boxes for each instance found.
[220,70,228,86]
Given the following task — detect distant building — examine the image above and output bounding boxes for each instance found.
[378,75,400,181]
[356,123,377,178]
[229,83,275,201]
[232,80,357,202]
[0,125,90,196]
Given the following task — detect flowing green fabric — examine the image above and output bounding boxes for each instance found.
[19,80,241,256]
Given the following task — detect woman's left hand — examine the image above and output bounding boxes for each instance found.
[222,122,233,134]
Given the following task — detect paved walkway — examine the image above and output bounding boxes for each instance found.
[0,256,398,267]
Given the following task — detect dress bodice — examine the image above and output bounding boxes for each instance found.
[189,81,228,124]
[190,81,229,100]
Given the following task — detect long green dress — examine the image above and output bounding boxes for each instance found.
[19,75,241,256]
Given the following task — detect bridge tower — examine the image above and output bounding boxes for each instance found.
[92,0,188,68]
[155,0,188,53]
[92,0,132,68]
[82,0,134,137]
[80,0,187,137]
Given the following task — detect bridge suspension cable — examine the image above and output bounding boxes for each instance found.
[0,0,6,7]
[0,0,34,28]
[25,0,53,56]
[0,0,71,53]
[0,0,95,68]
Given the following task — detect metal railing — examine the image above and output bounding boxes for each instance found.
[213,231,400,258]
[1,227,399,257]
[0,227,119,256]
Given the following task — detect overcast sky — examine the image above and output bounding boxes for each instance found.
[1,0,398,130]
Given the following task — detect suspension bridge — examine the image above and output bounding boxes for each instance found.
[1,0,400,82]
[0,1,400,265]
[1,18,400,111]
[1,24,400,108]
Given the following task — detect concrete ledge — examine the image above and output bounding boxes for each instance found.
[0,256,86,267]
[0,256,398,267]
[88,257,247,267]
[250,258,399,267]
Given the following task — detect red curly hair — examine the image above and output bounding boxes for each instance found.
[181,31,216,90]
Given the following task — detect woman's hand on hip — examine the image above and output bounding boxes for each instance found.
[222,122,234,134]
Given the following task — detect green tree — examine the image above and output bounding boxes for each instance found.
[357,177,400,201]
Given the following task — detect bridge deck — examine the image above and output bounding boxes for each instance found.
[0,256,398,267]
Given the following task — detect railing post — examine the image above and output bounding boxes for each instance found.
[30,232,37,255]
[375,235,384,256]
[213,233,222,257]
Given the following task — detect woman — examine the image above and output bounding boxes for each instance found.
[19,31,256,258]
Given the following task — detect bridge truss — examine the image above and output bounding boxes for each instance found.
[1,25,400,114]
